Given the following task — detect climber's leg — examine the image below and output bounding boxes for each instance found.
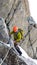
[14,42,22,55]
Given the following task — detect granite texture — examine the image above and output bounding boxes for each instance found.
[0,0,37,65]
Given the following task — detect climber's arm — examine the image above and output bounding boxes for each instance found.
[10,31,14,35]
[16,38,21,42]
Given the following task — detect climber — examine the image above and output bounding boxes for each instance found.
[10,25,24,55]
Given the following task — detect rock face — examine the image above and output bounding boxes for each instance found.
[0,0,14,18]
[0,0,37,64]
[0,42,27,65]
[0,42,37,65]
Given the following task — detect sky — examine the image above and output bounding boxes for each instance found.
[28,0,37,24]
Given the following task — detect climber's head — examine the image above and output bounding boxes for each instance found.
[13,26,18,32]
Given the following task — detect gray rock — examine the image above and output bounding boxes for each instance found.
[0,0,37,65]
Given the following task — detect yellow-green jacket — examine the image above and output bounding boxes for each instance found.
[10,29,24,42]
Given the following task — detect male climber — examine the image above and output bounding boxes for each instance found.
[10,26,24,55]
